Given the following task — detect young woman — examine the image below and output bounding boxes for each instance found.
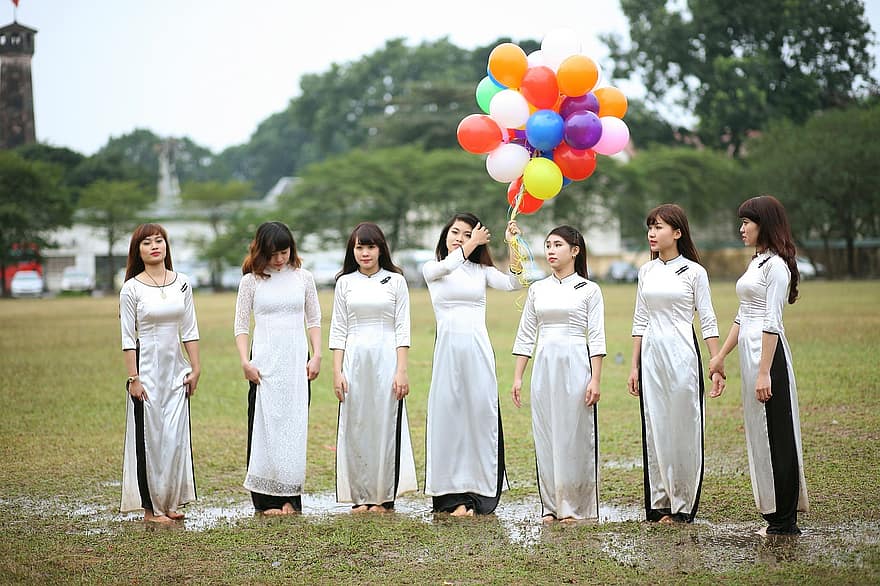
[511,226,605,523]
[423,213,522,516]
[233,221,322,515]
[709,195,809,535]
[329,222,418,512]
[626,204,724,524]
[119,223,201,524]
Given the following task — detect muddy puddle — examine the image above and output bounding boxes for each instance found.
[4,490,878,573]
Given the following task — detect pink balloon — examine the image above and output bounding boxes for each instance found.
[592,117,630,155]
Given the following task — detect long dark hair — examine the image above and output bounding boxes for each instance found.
[337,222,403,280]
[646,203,701,263]
[434,212,494,266]
[547,225,589,279]
[125,223,173,281]
[738,195,800,304]
[242,221,302,278]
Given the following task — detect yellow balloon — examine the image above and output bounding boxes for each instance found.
[523,158,563,200]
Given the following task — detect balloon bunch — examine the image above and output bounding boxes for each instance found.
[456,28,630,218]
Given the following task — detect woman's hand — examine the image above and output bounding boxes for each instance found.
[627,367,640,397]
[333,371,348,402]
[471,222,491,246]
[755,371,772,403]
[128,379,148,402]
[505,220,520,242]
[585,380,601,406]
[306,356,321,381]
[392,371,409,400]
[242,361,261,385]
[511,379,523,408]
[183,369,200,397]
[708,355,725,380]
[709,372,726,398]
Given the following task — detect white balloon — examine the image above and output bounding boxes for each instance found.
[527,50,547,68]
[541,28,581,71]
[489,89,530,129]
[486,143,531,183]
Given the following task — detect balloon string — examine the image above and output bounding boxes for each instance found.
[507,185,535,294]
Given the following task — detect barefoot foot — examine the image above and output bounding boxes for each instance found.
[351,505,369,513]
[450,504,473,517]
[542,515,557,525]
[281,502,297,515]
[166,511,185,521]
[262,508,285,516]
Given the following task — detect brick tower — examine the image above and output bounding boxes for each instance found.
[0,20,37,148]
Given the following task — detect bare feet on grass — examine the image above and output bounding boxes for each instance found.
[352,505,369,513]
[144,510,175,525]
[450,504,474,517]
[368,505,388,513]
[166,511,185,521]
[263,508,285,516]
[659,515,675,524]
[281,502,297,515]
[542,515,557,525]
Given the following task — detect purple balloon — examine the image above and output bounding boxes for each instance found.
[564,111,603,149]
[559,93,600,120]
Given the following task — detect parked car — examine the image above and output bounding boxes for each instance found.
[605,261,639,283]
[396,249,435,287]
[220,266,243,290]
[60,266,94,294]
[796,256,826,279]
[303,251,344,289]
[10,270,44,298]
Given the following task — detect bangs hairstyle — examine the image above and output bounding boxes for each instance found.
[737,194,799,303]
[435,212,494,267]
[125,223,173,281]
[646,203,701,264]
[547,225,589,279]
[242,221,302,278]
[337,222,403,280]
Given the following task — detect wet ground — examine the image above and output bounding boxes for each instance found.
[4,488,877,574]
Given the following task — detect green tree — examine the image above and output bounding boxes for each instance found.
[0,152,73,295]
[77,180,153,290]
[606,0,877,154]
[746,104,880,276]
[180,180,256,288]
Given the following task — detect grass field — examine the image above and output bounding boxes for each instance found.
[1,280,878,584]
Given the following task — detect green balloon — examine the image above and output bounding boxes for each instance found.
[476,76,504,114]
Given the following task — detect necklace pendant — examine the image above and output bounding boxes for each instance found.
[160,289,166,299]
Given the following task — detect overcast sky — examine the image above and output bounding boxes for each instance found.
[3,0,878,156]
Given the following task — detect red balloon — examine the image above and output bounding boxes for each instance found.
[457,114,504,154]
[520,66,559,110]
[553,143,597,181]
[507,177,544,214]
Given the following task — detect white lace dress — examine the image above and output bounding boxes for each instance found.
[234,266,321,497]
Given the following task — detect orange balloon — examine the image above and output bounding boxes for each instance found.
[488,43,528,88]
[594,86,628,118]
[556,55,599,97]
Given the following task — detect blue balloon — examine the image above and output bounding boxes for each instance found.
[525,110,564,152]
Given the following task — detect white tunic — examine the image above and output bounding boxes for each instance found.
[329,269,418,505]
[632,256,718,519]
[423,247,521,498]
[234,266,321,496]
[735,252,809,514]
[513,273,606,520]
[120,274,199,515]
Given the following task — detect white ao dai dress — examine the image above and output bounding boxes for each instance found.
[513,273,606,520]
[329,269,418,506]
[423,248,521,512]
[234,266,321,498]
[119,273,199,515]
[735,252,808,528]
[631,255,718,522]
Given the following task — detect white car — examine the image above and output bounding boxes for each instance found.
[60,267,94,293]
[10,270,44,298]
[796,256,825,279]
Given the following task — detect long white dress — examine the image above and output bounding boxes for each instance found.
[234,266,321,498]
[329,269,418,506]
[735,252,808,524]
[423,247,521,511]
[513,273,606,520]
[631,256,718,522]
[120,273,199,515]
